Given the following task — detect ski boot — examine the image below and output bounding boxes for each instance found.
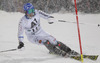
[44,40,66,57]
[56,41,80,56]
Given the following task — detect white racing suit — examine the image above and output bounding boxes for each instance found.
[18,10,79,56]
[18,10,57,45]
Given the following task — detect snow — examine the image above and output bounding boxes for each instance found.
[0,10,100,63]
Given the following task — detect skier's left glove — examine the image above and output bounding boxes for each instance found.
[48,21,54,24]
[48,18,56,24]
[18,42,24,49]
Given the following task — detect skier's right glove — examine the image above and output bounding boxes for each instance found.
[18,42,24,49]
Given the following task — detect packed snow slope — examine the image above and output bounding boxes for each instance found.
[0,10,100,63]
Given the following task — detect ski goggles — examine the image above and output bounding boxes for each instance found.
[27,9,35,14]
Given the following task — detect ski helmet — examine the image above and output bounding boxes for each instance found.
[23,3,35,14]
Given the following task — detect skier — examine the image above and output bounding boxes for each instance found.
[17,3,79,57]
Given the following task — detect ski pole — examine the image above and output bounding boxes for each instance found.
[58,20,99,27]
[0,48,18,53]
[58,20,67,22]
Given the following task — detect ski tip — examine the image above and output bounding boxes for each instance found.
[86,55,99,60]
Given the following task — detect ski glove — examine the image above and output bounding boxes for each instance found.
[18,42,24,49]
[48,18,55,24]
[48,22,54,24]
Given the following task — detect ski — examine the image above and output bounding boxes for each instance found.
[49,52,98,61]
[69,55,99,61]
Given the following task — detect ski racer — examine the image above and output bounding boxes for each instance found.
[17,3,79,57]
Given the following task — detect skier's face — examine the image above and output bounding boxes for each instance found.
[27,13,34,18]
[26,9,35,19]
